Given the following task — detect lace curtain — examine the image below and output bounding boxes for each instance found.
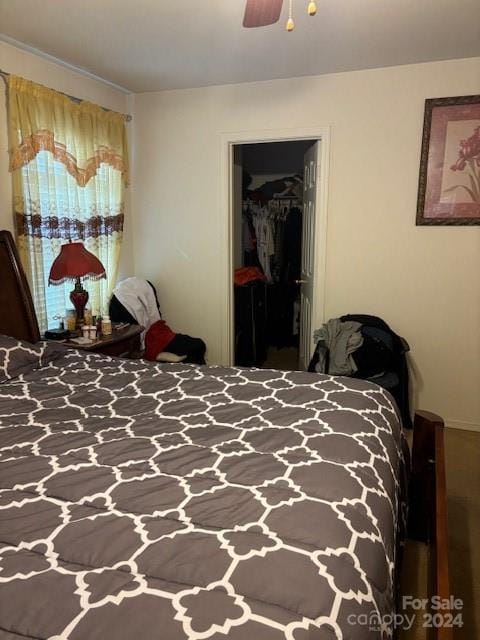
[7,75,128,332]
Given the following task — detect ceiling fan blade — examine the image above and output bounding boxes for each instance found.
[243,0,283,28]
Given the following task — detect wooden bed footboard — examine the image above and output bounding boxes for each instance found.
[409,410,453,640]
[0,230,40,343]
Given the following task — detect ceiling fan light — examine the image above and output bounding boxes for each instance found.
[286,16,295,31]
[307,1,317,16]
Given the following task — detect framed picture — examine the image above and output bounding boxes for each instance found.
[416,94,480,226]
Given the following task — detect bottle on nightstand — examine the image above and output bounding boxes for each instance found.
[84,306,93,326]
[96,315,102,337]
[102,316,112,336]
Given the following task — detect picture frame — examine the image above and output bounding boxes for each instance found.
[416,94,480,226]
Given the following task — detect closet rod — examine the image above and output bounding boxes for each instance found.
[0,69,132,122]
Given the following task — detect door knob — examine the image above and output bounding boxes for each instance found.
[295,279,307,284]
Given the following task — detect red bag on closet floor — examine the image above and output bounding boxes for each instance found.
[234,266,266,286]
[144,320,176,360]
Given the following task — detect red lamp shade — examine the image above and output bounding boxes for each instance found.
[48,242,106,285]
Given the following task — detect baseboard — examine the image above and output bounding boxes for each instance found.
[445,418,480,433]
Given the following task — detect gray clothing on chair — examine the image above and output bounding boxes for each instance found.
[313,319,363,376]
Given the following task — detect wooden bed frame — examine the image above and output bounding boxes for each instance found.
[0,230,40,343]
[0,229,452,639]
[408,411,453,640]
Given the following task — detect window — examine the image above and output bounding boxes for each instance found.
[20,151,124,331]
[7,74,128,334]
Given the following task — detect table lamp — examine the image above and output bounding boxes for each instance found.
[48,241,106,326]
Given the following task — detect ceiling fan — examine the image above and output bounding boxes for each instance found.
[243,0,317,31]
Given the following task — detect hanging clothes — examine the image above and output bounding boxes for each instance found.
[282,206,302,284]
[242,216,255,251]
[252,212,275,282]
[242,205,261,268]
[271,212,286,283]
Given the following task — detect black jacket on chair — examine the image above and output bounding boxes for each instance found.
[340,314,412,428]
[309,314,412,428]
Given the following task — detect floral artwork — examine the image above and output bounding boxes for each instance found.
[416,95,480,225]
[447,126,480,203]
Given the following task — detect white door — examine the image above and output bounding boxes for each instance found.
[298,141,320,370]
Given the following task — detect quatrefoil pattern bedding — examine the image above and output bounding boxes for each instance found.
[0,343,407,640]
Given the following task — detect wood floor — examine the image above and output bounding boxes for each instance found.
[444,428,480,637]
[261,346,299,371]
[400,428,480,639]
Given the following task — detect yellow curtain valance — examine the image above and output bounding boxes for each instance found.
[7,75,129,186]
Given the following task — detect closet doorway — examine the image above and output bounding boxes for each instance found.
[232,139,321,372]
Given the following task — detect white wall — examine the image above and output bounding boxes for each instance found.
[0,40,134,277]
[132,57,480,431]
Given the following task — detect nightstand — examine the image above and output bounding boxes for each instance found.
[64,324,143,358]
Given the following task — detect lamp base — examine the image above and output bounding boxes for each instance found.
[70,278,89,327]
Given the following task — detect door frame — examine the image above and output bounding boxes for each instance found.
[220,126,331,366]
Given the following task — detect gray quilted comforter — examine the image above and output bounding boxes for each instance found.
[0,342,407,639]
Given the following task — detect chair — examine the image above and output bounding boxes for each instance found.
[309,314,412,428]
[109,279,206,365]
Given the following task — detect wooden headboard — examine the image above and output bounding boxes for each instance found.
[0,230,40,343]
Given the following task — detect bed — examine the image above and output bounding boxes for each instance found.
[0,230,451,640]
